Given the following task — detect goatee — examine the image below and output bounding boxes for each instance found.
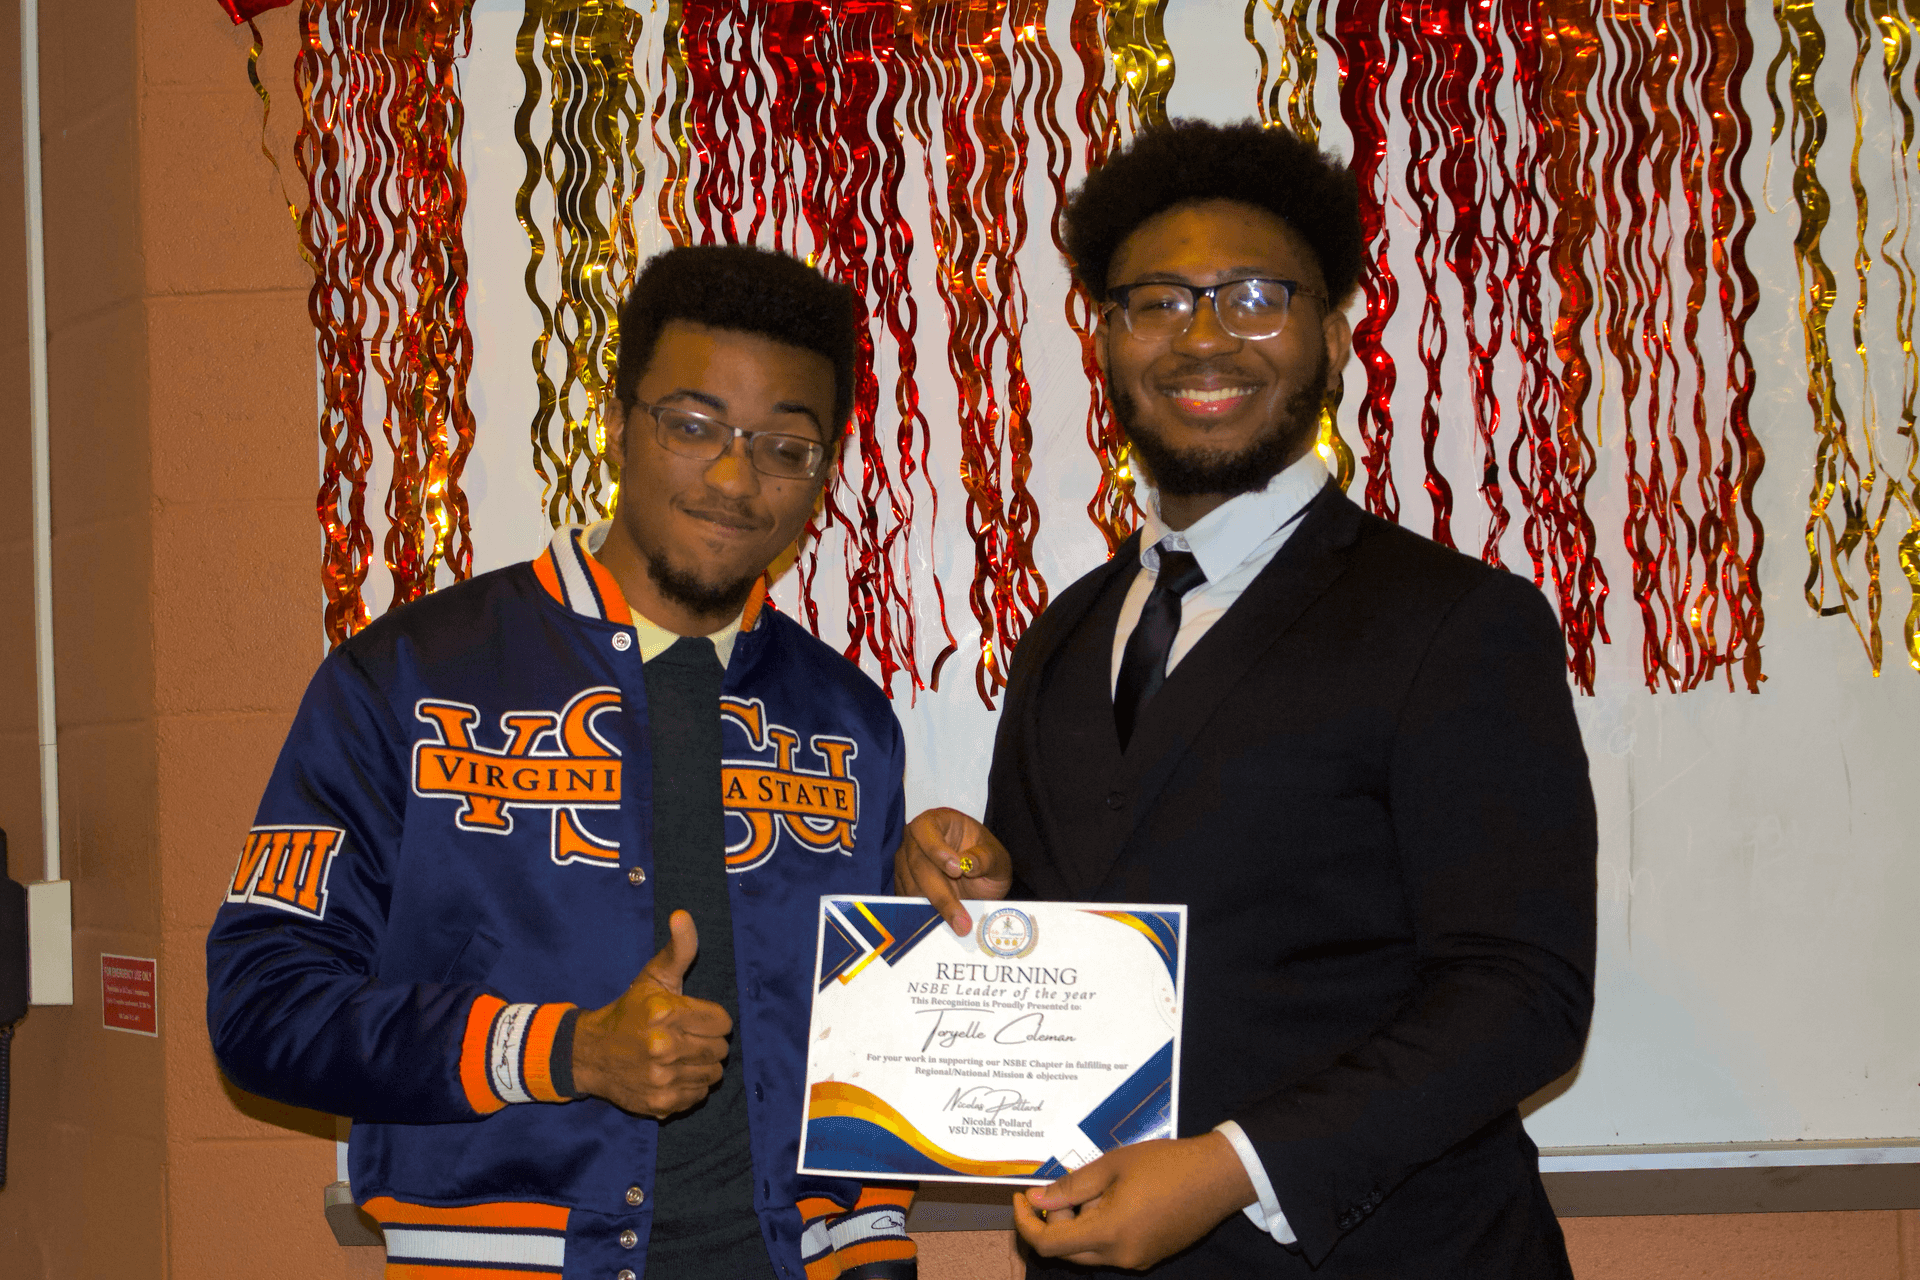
[641,545,759,620]
[1114,359,1329,499]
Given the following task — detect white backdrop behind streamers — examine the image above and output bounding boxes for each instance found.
[351,0,1920,1149]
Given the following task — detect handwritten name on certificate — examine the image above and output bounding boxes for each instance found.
[799,896,1186,1185]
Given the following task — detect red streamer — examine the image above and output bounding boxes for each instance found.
[656,0,957,698]
[1593,0,1763,690]
[1536,0,1611,691]
[786,1,961,695]
[1389,2,1606,663]
[1324,0,1760,690]
[907,0,1050,707]
[1325,0,1402,522]
[1692,0,1766,690]
[1595,3,1680,684]
[269,0,1778,696]
[377,5,476,613]
[679,2,774,245]
[295,1,476,646]
[1065,0,1140,553]
[297,1,374,645]
[1393,2,1460,549]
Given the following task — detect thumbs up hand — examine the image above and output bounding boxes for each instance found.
[571,909,734,1117]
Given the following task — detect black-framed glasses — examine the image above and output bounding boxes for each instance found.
[633,400,829,480]
[1103,277,1325,342]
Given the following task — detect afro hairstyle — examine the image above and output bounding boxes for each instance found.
[611,242,858,431]
[1062,119,1363,305]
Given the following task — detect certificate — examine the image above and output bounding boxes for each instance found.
[798,896,1186,1185]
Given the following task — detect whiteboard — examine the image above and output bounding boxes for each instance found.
[340,0,1920,1152]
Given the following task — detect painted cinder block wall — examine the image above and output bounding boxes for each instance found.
[0,0,362,1273]
[0,3,1911,1277]
[1,0,168,1271]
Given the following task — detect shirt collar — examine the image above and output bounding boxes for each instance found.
[1139,452,1330,582]
[581,519,745,667]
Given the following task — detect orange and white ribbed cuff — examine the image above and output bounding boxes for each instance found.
[799,1185,916,1280]
[459,996,579,1114]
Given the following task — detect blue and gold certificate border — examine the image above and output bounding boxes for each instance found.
[800,896,1188,1185]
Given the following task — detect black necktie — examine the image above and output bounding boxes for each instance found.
[644,635,774,1277]
[1114,547,1207,751]
[644,635,728,1006]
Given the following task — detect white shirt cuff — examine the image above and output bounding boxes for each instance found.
[1214,1120,1297,1246]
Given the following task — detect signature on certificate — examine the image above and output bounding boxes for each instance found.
[944,1085,1046,1119]
[916,1006,1079,1054]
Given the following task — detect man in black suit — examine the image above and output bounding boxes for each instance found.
[896,120,1596,1277]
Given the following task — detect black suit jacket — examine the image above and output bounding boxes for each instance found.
[987,485,1597,1278]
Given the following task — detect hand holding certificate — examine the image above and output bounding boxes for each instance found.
[799,896,1186,1184]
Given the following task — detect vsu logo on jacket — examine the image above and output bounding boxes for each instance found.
[411,687,624,868]
[405,686,862,875]
[721,695,860,873]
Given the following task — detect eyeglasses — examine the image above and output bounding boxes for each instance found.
[633,400,829,480]
[1103,277,1325,343]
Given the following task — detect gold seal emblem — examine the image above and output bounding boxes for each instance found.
[977,906,1038,959]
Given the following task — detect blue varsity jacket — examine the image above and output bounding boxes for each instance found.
[206,526,916,1280]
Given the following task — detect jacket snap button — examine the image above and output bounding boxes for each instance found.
[612,632,632,651]
[625,1185,645,1206]
[619,1229,638,1248]
[627,867,646,886]
[1105,790,1124,811]
[618,1270,637,1280]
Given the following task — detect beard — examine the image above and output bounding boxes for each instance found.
[1113,352,1329,499]
[638,537,760,621]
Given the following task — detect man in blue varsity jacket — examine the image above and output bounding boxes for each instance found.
[208,245,916,1280]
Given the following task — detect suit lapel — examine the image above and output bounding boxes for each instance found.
[989,534,1141,901]
[1004,530,1141,715]
[1081,485,1363,889]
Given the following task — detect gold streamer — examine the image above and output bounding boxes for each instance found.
[245,18,313,267]
[1775,0,1920,672]
[1242,0,1351,495]
[1314,396,1355,493]
[1779,0,1854,650]
[1838,0,1891,670]
[1103,0,1175,130]
[652,0,694,248]
[514,0,650,528]
[1881,0,1920,669]
[1245,0,1323,140]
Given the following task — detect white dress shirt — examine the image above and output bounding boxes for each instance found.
[1108,452,1331,1247]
